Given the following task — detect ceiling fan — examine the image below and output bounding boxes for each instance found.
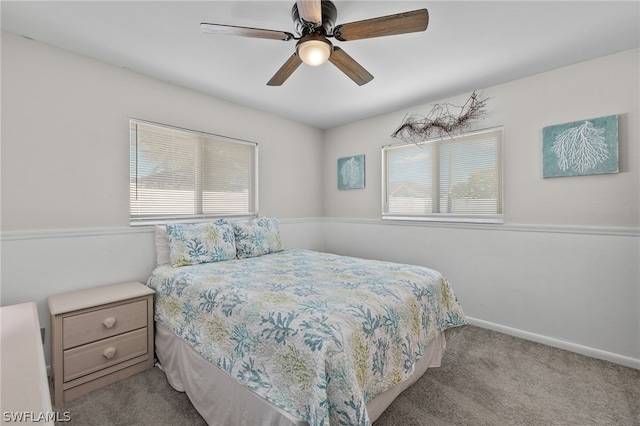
[200,1,429,86]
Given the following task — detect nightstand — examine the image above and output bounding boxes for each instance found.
[48,281,155,405]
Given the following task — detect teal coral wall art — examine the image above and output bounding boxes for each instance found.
[542,115,618,178]
[337,155,365,189]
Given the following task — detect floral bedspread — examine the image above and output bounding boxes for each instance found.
[147,249,466,425]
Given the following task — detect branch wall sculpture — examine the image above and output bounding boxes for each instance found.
[391,91,488,144]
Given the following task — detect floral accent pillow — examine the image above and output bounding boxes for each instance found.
[234,217,284,259]
[166,220,236,267]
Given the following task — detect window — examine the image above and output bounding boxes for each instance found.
[382,127,503,223]
[129,119,258,225]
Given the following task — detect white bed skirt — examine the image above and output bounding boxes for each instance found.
[155,322,446,425]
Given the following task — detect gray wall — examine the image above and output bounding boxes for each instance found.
[0,31,325,366]
[1,31,324,231]
[321,49,639,368]
[322,49,639,227]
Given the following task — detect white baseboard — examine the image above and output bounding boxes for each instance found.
[466,317,640,370]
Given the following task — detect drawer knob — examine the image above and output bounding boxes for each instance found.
[103,347,117,359]
[102,317,117,329]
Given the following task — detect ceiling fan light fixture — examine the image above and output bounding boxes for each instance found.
[202,1,430,86]
[296,34,332,66]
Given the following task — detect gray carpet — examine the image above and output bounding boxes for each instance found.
[53,325,640,425]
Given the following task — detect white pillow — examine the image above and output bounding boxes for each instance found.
[154,225,171,266]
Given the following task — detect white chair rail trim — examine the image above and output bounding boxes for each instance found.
[1,217,637,241]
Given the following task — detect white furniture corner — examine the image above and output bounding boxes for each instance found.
[48,281,155,405]
[0,302,53,425]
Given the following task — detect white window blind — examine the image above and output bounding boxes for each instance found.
[130,119,257,225]
[383,127,503,223]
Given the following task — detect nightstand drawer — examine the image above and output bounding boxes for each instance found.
[63,300,147,349]
[63,328,148,382]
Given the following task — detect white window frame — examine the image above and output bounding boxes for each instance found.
[382,126,503,224]
[129,118,258,226]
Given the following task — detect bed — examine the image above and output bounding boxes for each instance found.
[147,218,466,425]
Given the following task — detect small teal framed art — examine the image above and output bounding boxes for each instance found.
[542,115,619,178]
[337,155,365,190]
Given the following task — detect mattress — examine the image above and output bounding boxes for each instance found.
[147,248,466,425]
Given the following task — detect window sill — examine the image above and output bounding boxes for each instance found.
[382,214,504,225]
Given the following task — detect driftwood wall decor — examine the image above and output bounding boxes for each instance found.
[391,91,488,144]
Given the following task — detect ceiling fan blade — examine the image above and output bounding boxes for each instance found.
[328,47,373,86]
[333,9,429,41]
[267,53,303,86]
[296,0,322,25]
[201,23,293,41]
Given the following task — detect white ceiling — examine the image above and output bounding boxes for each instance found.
[2,1,639,129]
